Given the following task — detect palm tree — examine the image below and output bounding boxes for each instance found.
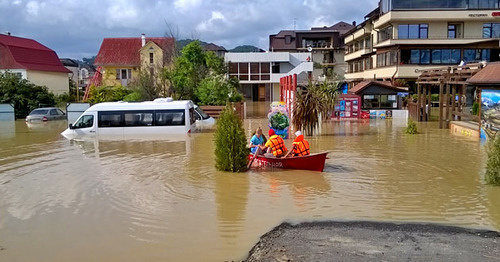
[292,80,341,136]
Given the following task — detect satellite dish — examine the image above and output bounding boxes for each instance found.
[307,46,313,52]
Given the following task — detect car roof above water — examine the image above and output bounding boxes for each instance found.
[87,100,195,112]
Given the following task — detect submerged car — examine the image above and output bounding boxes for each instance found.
[26,107,66,122]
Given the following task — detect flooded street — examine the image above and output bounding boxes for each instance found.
[1,104,499,261]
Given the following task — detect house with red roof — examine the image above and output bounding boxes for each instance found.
[94,34,175,87]
[0,34,70,95]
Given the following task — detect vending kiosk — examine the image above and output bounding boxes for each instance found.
[334,94,361,120]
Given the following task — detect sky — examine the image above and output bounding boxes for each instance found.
[0,0,378,59]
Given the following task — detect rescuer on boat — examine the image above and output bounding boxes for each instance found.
[284,131,310,158]
[264,129,287,158]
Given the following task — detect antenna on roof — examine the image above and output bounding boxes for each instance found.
[293,18,297,30]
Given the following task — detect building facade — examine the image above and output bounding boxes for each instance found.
[269,22,355,81]
[344,0,500,87]
[0,34,70,95]
[225,52,313,101]
[94,34,174,87]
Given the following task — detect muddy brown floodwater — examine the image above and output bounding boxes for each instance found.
[0,103,499,261]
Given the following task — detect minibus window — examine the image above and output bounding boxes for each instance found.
[98,112,123,127]
[155,110,185,126]
[124,111,154,126]
[73,115,94,129]
[189,108,196,125]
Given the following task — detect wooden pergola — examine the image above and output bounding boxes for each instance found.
[415,63,484,129]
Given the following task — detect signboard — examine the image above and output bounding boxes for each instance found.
[334,95,361,120]
[481,89,500,139]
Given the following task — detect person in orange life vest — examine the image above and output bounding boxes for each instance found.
[284,131,310,158]
[264,129,287,157]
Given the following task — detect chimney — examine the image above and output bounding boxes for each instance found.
[352,21,357,26]
[141,33,146,47]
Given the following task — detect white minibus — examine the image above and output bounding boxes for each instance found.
[61,98,213,140]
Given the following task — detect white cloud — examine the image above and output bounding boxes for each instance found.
[26,1,40,16]
[196,11,226,32]
[174,0,202,12]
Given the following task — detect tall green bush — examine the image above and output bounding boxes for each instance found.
[0,72,56,118]
[485,135,500,186]
[214,106,248,172]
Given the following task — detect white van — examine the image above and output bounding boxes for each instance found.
[61,98,213,140]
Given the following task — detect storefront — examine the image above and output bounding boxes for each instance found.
[348,81,409,110]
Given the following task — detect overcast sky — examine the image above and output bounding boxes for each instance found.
[0,0,378,59]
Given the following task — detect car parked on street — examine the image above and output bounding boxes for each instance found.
[25,107,66,122]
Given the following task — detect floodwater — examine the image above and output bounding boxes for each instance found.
[1,104,499,262]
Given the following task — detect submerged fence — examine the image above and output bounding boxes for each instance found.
[66,103,91,124]
[0,104,15,121]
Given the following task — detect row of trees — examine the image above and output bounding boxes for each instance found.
[86,41,243,106]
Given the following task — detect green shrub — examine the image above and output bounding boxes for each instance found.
[195,75,243,105]
[0,72,56,118]
[485,135,500,186]
[214,106,248,172]
[122,91,143,102]
[87,85,132,104]
[405,119,418,134]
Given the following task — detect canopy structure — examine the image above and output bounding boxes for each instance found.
[415,63,484,129]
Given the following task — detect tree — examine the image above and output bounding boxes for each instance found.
[163,40,237,103]
[0,72,56,118]
[195,75,242,106]
[292,80,341,135]
[214,106,248,172]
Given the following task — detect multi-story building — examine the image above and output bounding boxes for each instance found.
[225,52,313,101]
[344,0,500,87]
[94,34,174,87]
[269,22,355,81]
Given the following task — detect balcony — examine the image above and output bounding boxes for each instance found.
[345,48,373,62]
[299,41,333,50]
[374,35,495,48]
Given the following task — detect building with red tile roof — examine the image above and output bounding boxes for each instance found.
[0,34,70,94]
[94,35,175,87]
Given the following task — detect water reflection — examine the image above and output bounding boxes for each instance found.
[0,108,499,262]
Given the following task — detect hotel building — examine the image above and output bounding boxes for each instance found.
[344,0,500,87]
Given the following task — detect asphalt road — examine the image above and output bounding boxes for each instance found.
[245,221,500,262]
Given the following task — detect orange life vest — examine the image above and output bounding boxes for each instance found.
[268,135,287,156]
[292,135,310,157]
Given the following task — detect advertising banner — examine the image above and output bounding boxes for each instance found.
[481,89,500,139]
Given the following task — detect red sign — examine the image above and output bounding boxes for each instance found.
[493,12,500,17]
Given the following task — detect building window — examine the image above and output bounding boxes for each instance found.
[149,53,154,64]
[469,0,500,9]
[363,95,398,109]
[483,23,500,38]
[464,49,491,62]
[376,50,397,68]
[378,26,393,43]
[285,35,292,44]
[448,25,456,38]
[398,24,428,39]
